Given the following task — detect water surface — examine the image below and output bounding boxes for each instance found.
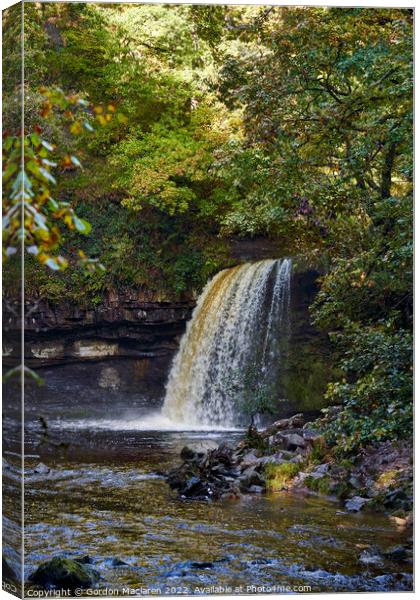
[14,407,412,595]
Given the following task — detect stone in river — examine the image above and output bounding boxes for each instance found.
[33,462,50,475]
[28,557,99,591]
[345,495,369,512]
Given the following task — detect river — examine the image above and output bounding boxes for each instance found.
[1,394,411,595]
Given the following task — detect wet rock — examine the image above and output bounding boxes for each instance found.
[358,546,383,566]
[28,556,99,591]
[167,442,240,500]
[384,545,408,562]
[390,513,412,527]
[345,496,369,512]
[34,462,50,475]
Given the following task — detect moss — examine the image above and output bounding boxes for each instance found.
[265,462,301,491]
[375,469,399,488]
[28,557,99,591]
[305,475,331,496]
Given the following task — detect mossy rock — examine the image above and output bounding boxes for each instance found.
[28,557,99,591]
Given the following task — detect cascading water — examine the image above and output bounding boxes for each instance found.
[162,258,292,428]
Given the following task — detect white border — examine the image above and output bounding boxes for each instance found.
[0,2,416,600]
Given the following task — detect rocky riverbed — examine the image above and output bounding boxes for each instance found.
[167,411,413,525]
[3,401,413,595]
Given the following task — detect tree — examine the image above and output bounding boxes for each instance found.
[215,7,413,450]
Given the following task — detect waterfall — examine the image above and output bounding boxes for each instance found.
[162,258,292,427]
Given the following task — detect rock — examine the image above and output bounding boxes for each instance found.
[266,413,305,434]
[358,546,383,566]
[239,466,265,491]
[312,463,330,476]
[34,462,50,475]
[389,514,411,527]
[248,485,265,494]
[345,496,369,512]
[260,452,287,466]
[278,433,306,451]
[290,454,305,464]
[384,545,408,562]
[167,441,240,500]
[240,451,260,469]
[180,446,197,461]
[302,430,323,444]
[349,475,362,489]
[28,557,99,591]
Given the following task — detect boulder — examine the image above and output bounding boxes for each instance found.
[264,414,305,436]
[167,441,240,500]
[28,557,99,591]
[279,433,306,451]
[260,452,287,466]
[240,451,261,469]
[239,466,265,491]
[345,496,369,512]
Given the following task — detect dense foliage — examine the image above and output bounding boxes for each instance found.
[2,4,412,452]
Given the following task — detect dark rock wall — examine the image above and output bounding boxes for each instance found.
[3,264,332,413]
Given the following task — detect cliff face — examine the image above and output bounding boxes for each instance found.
[3,264,331,413]
[4,288,194,368]
[3,289,194,408]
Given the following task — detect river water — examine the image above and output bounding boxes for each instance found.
[1,393,410,595]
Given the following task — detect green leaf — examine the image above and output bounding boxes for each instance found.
[73,216,92,234]
[39,167,57,184]
[45,258,61,270]
[30,132,42,147]
[70,155,82,168]
[2,162,18,182]
[83,121,94,132]
[41,140,54,152]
